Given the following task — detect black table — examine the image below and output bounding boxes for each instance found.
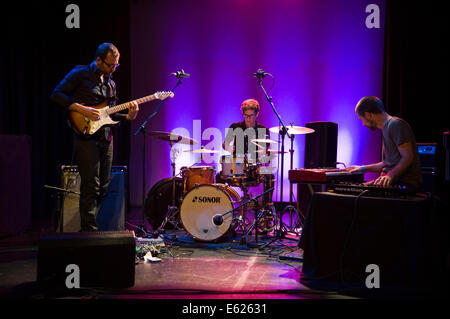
[299,192,448,292]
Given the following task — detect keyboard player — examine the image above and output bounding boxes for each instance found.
[345,96,422,193]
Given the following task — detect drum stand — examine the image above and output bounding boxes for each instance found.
[157,142,183,232]
[237,187,275,246]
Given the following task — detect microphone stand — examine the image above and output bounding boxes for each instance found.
[133,73,185,237]
[256,73,289,247]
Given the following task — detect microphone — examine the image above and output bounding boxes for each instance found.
[212,214,224,226]
[170,69,190,78]
[253,69,272,79]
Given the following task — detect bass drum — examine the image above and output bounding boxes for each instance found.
[180,184,240,241]
[144,177,183,230]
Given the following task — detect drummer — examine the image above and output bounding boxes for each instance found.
[222,98,269,160]
[220,98,274,205]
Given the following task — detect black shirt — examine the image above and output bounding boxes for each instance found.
[50,62,126,140]
[224,121,270,161]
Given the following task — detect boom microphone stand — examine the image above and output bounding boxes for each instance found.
[254,69,289,248]
[134,70,190,237]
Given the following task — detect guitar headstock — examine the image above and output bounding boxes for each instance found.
[155,91,175,100]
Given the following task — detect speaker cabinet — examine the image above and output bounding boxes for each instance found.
[59,166,127,232]
[304,122,338,169]
[37,231,135,289]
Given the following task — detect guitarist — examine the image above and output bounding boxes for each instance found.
[51,43,139,231]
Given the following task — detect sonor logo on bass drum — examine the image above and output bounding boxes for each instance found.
[192,196,221,203]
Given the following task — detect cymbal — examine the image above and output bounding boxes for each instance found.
[269,125,315,135]
[184,148,222,154]
[251,138,278,144]
[149,131,198,145]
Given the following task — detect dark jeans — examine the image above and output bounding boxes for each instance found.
[76,135,113,231]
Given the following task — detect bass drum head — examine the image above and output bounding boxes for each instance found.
[180,184,234,241]
[144,177,183,230]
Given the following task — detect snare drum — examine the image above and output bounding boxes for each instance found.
[220,155,256,178]
[180,184,240,241]
[181,166,215,193]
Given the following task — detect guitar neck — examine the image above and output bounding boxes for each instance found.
[106,94,157,115]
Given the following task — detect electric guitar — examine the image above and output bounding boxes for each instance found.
[68,91,174,135]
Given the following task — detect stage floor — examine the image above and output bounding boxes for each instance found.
[0,207,443,302]
[0,208,354,301]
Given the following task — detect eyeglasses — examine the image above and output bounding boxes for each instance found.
[244,113,256,119]
[102,59,120,68]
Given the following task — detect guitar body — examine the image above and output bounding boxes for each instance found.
[68,100,119,136]
[67,91,174,135]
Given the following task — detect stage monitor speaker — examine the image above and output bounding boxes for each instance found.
[304,122,338,169]
[59,166,127,232]
[37,231,135,289]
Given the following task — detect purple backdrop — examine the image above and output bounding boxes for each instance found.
[129,0,385,206]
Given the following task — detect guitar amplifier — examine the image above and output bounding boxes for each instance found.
[58,165,127,232]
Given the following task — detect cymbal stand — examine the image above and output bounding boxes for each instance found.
[158,141,183,232]
[134,73,185,237]
[281,132,303,235]
[255,71,289,246]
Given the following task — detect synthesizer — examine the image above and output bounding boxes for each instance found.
[328,182,412,197]
[288,168,364,183]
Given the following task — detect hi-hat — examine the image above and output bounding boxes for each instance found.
[149,131,198,145]
[184,148,222,154]
[251,138,278,144]
[269,125,315,135]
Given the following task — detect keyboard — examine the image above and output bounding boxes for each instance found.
[328,182,412,197]
[288,168,364,183]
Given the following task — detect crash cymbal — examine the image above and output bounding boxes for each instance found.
[149,131,198,145]
[184,148,222,154]
[269,125,315,135]
[251,138,278,144]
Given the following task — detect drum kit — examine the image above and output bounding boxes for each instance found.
[143,125,314,243]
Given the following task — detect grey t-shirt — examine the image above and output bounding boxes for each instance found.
[382,117,422,191]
